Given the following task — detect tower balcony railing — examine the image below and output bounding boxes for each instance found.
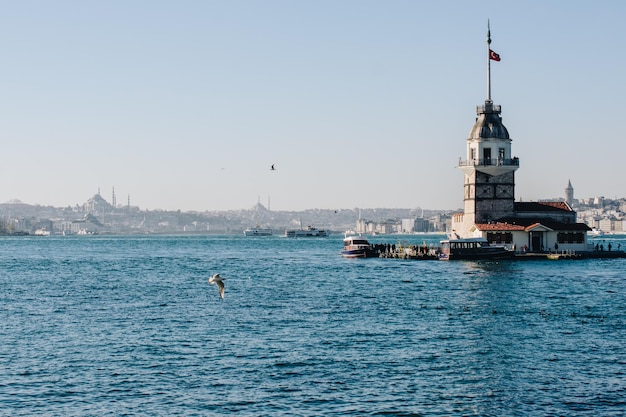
[477,103,501,114]
[458,157,519,167]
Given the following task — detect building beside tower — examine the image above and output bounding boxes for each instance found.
[450,24,590,252]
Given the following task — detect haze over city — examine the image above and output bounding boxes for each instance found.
[1,1,624,212]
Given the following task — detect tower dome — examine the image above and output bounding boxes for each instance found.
[468,101,510,140]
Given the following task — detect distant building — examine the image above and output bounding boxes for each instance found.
[377,220,397,234]
[83,194,113,214]
[401,218,415,233]
[414,217,430,233]
[594,196,605,207]
[356,218,376,234]
[565,180,574,207]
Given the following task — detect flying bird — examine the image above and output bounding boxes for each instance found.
[270,164,276,171]
[208,273,225,299]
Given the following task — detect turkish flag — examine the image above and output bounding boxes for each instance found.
[489,49,501,61]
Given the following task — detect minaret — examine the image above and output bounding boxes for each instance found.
[565,180,574,206]
[456,22,519,237]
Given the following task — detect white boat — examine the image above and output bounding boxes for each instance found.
[439,237,515,260]
[284,226,330,237]
[243,226,273,236]
[588,228,604,237]
[341,235,377,258]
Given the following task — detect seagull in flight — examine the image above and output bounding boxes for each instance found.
[270,164,276,171]
[208,273,226,299]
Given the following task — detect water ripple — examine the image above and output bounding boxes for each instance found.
[1,235,625,416]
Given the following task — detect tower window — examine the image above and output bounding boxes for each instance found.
[487,232,512,244]
[483,148,491,165]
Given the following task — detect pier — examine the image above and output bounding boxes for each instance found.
[371,242,626,261]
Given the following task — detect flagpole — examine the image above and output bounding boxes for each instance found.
[487,20,492,103]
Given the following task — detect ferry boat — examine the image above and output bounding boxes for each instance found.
[438,237,514,261]
[341,235,377,258]
[243,226,273,237]
[284,226,330,237]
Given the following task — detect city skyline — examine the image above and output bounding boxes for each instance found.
[1,1,625,212]
[2,183,621,214]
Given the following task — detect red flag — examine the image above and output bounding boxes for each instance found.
[489,49,501,61]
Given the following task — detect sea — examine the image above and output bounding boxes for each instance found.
[1,233,625,416]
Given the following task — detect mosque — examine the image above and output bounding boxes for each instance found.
[449,25,591,253]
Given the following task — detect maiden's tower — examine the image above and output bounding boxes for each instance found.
[451,23,590,253]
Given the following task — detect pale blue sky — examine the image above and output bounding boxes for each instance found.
[1,1,624,211]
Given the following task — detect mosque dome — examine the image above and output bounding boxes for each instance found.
[468,101,509,140]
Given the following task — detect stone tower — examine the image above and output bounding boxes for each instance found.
[459,102,519,225]
[454,22,519,238]
[565,180,574,206]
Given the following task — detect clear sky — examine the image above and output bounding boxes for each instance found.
[1,1,624,212]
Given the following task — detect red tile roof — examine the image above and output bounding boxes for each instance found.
[475,222,526,231]
[476,218,591,232]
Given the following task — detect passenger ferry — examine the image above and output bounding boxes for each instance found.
[243,226,273,237]
[439,237,514,260]
[284,226,330,237]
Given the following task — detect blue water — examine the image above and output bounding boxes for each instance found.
[1,234,625,416]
